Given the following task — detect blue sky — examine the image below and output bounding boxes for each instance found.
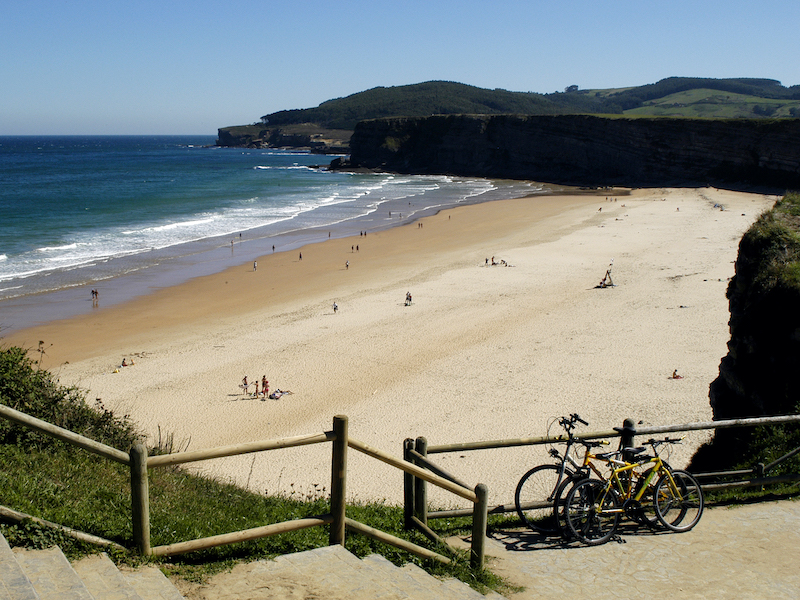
[2,1,798,135]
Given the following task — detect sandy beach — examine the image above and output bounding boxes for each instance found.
[4,187,776,508]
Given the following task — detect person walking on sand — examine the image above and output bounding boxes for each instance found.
[299,252,302,260]
[261,375,267,398]
[333,302,338,314]
[253,260,257,271]
[242,375,248,394]
[346,260,349,270]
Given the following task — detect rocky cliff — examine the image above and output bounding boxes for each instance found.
[691,192,800,471]
[217,124,350,154]
[341,114,800,189]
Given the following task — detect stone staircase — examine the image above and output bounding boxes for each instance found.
[183,544,507,600]
[0,531,183,600]
[2,531,506,600]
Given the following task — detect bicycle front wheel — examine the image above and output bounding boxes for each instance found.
[654,469,704,532]
[552,472,589,539]
[515,464,570,535]
[565,478,621,545]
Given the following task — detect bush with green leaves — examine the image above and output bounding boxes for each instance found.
[0,345,138,450]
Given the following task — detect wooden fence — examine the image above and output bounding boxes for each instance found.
[0,406,490,568]
[404,414,800,523]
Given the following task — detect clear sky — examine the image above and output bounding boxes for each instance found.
[2,0,798,135]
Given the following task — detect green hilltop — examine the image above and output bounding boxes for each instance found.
[218,77,800,149]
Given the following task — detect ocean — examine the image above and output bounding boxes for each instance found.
[0,135,542,332]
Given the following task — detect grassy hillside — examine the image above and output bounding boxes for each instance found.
[624,88,800,118]
[249,78,800,131]
[259,80,623,129]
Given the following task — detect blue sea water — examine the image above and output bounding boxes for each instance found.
[0,135,542,331]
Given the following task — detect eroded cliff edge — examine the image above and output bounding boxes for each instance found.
[340,114,800,189]
[691,192,800,471]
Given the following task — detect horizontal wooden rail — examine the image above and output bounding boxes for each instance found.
[149,515,333,557]
[345,518,450,564]
[429,501,518,520]
[0,505,126,552]
[348,437,478,503]
[700,474,800,492]
[408,449,471,490]
[427,429,620,454]
[148,431,335,467]
[0,403,130,465]
[427,414,800,454]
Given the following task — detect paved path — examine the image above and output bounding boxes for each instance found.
[473,499,800,600]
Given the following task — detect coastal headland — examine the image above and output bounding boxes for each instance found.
[4,187,777,506]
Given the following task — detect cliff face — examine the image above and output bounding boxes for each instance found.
[691,194,800,470]
[345,114,800,189]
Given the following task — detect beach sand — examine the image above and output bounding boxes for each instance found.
[4,187,776,508]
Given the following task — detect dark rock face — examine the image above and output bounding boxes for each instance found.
[346,114,800,189]
[690,207,800,470]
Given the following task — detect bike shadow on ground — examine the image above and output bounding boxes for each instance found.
[488,521,677,552]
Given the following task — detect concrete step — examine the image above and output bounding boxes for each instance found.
[71,553,143,600]
[187,545,505,600]
[121,566,185,600]
[12,547,94,600]
[0,532,39,600]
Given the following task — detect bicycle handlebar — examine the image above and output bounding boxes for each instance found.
[571,413,589,426]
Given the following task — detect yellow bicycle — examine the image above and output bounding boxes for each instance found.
[563,440,704,545]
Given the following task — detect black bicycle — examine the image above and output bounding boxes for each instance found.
[514,414,589,535]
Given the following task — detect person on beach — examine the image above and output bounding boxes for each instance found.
[672,370,683,379]
[346,261,349,270]
[299,252,302,260]
[254,381,259,397]
[333,302,338,313]
[262,375,268,398]
[405,292,412,306]
[253,260,257,271]
[242,375,248,394]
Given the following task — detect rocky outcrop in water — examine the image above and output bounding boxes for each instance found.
[339,114,800,189]
[216,125,350,154]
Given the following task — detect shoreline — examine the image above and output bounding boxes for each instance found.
[0,177,549,334]
[3,186,777,505]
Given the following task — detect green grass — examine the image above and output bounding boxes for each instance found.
[624,88,800,119]
[0,345,513,594]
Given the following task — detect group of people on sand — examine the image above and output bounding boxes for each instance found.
[241,375,292,400]
[485,256,511,267]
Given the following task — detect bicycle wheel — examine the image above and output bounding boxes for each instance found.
[515,464,571,535]
[654,469,704,532]
[565,478,621,545]
[552,472,589,538]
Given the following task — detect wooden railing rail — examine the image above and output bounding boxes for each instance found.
[425,414,800,454]
[0,408,466,567]
[0,403,130,465]
[147,431,335,467]
[150,515,334,557]
[347,437,478,503]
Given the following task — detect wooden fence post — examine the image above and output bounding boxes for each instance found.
[403,438,415,530]
[470,483,488,570]
[329,415,348,546]
[130,443,151,556]
[414,437,428,527]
